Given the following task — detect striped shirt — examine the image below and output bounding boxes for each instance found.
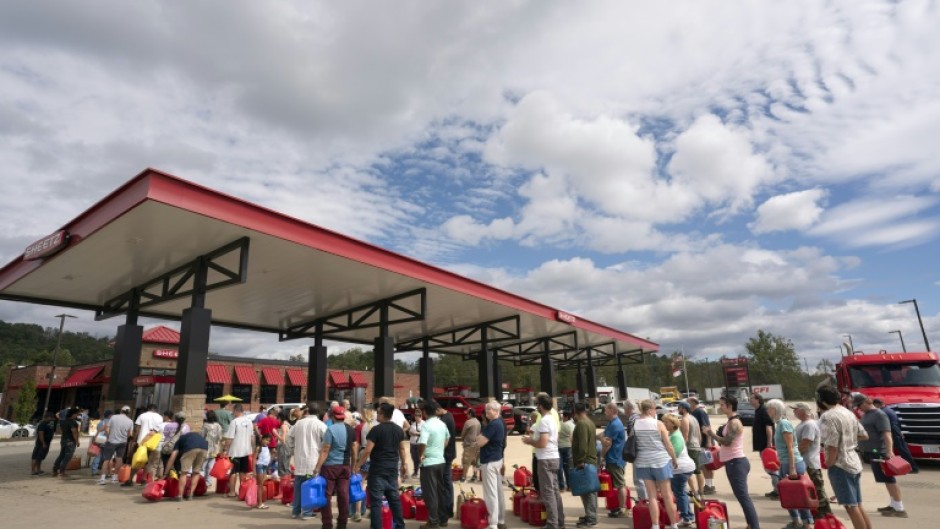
[633,416,671,468]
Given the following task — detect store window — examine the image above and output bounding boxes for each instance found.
[260,384,277,404]
[205,383,223,404]
[284,386,302,403]
[232,384,252,403]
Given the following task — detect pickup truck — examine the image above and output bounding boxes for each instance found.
[401,396,515,432]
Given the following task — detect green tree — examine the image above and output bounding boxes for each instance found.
[816,358,834,375]
[288,353,306,363]
[13,379,37,425]
[745,330,802,379]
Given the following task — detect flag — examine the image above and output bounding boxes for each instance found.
[672,354,683,378]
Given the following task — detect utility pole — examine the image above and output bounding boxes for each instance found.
[900,299,931,351]
[42,314,76,415]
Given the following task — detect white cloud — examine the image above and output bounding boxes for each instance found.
[809,195,940,247]
[750,189,828,234]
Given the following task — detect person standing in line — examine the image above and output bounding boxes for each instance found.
[31,411,57,476]
[201,410,223,488]
[314,405,355,529]
[853,393,908,518]
[437,404,458,519]
[418,400,451,529]
[557,410,574,492]
[253,434,274,509]
[163,429,209,501]
[598,402,627,518]
[351,405,376,522]
[623,399,648,501]
[256,407,281,474]
[766,399,813,529]
[215,401,233,434]
[460,409,482,482]
[90,410,111,475]
[750,393,777,499]
[817,386,870,529]
[221,403,254,497]
[354,402,410,529]
[476,401,507,529]
[687,397,715,495]
[791,403,832,517]
[99,405,133,484]
[408,412,423,479]
[707,395,760,529]
[161,412,189,476]
[633,400,680,529]
[662,414,696,527]
[287,404,328,520]
[676,401,703,502]
[274,408,293,477]
[571,402,599,529]
[123,403,163,486]
[52,407,80,479]
[522,393,565,529]
[871,398,918,473]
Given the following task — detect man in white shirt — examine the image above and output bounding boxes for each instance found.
[287,403,328,519]
[124,403,163,485]
[222,403,255,495]
[523,394,565,529]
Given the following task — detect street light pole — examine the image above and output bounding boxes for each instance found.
[41,314,76,415]
[889,330,907,352]
[900,299,931,351]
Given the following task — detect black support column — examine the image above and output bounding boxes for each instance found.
[175,260,211,396]
[539,341,557,396]
[585,349,597,399]
[492,350,502,400]
[374,304,395,399]
[308,323,327,402]
[575,361,585,401]
[477,328,495,399]
[108,291,142,402]
[616,353,628,401]
[419,338,434,402]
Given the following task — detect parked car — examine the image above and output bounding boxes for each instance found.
[0,419,35,439]
[401,396,515,432]
[656,403,679,418]
[511,405,537,434]
[737,401,756,426]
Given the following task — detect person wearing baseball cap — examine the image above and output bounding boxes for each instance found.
[98,405,134,484]
[314,405,354,529]
[854,394,908,518]
[790,403,832,517]
[871,399,918,473]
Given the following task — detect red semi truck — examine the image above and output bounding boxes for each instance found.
[835,350,940,458]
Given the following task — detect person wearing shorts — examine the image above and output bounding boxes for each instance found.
[853,393,908,518]
[164,430,209,501]
[253,434,273,509]
[818,385,870,529]
[222,403,255,496]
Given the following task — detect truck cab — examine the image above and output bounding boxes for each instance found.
[836,351,940,458]
[659,386,680,404]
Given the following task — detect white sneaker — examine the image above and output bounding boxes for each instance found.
[97,478,107,485]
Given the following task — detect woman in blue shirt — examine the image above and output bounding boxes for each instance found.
[767,399,813,529]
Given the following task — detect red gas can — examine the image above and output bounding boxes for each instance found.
[761,447,781,472]
[881,455,912,477]
[514,466,533,487]
[632,498,670,529]
[814,514,847,529]
[605,486,632,510]
[216,476,230,495]
[695,499,728,529]
[704,446,724,471]
[382,502,392,529]
[402,489,417,519]
[163,477,180,498]
[238,477,253,501]
[264,478,279,499]
[778,474,819,510]
[520,493,533,523]
[452,465,464,481]
[513,488,527,516]
[598,470,613,496]
[527,497,547,527]
[415,498,429,521]
[280,476,294,505]
[460,497,490,529]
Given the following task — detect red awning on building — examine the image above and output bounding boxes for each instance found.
[329,370,351,389]
[62,366,104,388]
[206,364,229,384]
[261,367,284,385]
[234,365,259,385]
[349,372,368,388]
[286,368,306,386]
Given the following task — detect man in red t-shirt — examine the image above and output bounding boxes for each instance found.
[256,408,282,456]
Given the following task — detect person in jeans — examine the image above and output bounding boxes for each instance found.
[522,393,565,529]
[477,401,507,529]
[557,410,574,492]
[687,397,715,495]
[677,401,703,502]
[571,402,598,528]
[634,399,679,529]
[315,405,355,529]
[460,409,482,482]
[853,393,907,518]
[408,412,423,478]
[707,395,760,529]
[437,405,458,519]
[355,403,409,529]
[767,399,813,529]
[750,393,777,499]
[52,408,81,479]
[201,410,223,488]
[663,414,696,527]
[791,403,832,517]
[287,404,327,519]
[817,385,870,529]
[418,400,451,529]
[599,402,627,517]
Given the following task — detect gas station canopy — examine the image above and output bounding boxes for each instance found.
[0,168,658,361]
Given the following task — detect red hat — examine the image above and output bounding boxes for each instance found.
[332,405,346,420]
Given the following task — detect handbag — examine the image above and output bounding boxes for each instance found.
[568,463,601,496]
[622,435,638,463]
[87,443,101,457]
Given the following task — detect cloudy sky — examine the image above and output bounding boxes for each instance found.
[1,1,939,372]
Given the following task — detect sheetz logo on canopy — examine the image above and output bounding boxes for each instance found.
[23,230,69,261]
